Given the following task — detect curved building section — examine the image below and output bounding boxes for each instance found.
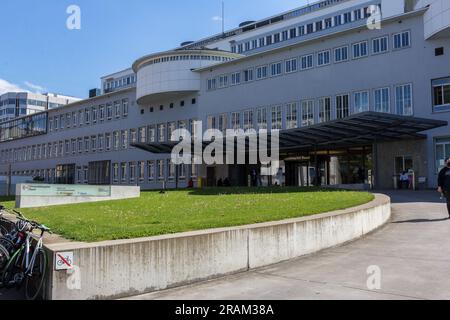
[422,0,450,39]
[133,50,242,104]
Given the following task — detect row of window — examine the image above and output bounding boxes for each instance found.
[48,99,129,132]
[138,54,236,69]
[0,119,201,164]
[206,84,413,132]
[231,5,374,54]
[4,160,198,186]
[111,160,198,184]
[209,31,411,90]
[104,74,136,92]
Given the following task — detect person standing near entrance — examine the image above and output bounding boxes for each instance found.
[437,157,450,218]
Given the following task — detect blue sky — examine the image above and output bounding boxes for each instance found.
[0,0,307,98]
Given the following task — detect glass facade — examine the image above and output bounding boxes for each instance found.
[0,112,47,142]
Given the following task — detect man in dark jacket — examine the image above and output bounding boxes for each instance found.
[438,157,450,218]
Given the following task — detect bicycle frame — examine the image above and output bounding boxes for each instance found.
[19,230,44,277]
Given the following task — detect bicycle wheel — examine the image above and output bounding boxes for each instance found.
[1,247,23,289]
[25,248,47,300]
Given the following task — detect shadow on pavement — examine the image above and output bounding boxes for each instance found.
[377,190,446,204]
[393,218,450,224]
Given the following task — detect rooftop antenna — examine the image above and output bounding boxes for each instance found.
[222,1,225,35]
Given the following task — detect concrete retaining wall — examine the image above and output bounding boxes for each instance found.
[44,194,391,300]
[16,185,140,208]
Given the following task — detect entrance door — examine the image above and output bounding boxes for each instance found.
[395,156,413,174]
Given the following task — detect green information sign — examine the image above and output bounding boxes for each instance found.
[20,184,111,197]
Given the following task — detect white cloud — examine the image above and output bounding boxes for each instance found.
[24,81,46,93]
[0,78,25,95]
[212,16,223,22]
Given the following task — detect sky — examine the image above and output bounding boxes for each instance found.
[0,0,308,98]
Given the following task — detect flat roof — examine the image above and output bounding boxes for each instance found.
[132,112,448,154]
[193,8,428,73]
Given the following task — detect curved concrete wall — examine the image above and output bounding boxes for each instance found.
[44,194,391,300]
[421,0,450,39]
[134,51,241,104]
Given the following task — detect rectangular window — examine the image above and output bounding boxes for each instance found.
[158,124,166,142]
[113,163,119,183]
[334,46,348,62]
[395,83,413,115]
[92,107,97,123]
[257,107,267,130]
[318,97,331,123]
[435,138,450,172]
[148,125,156,143]
[168,160,175,180]
[372,36,389,54]
[207,78,216,90]
[122,99,129,117]
[85,109,90,124]
[207,116,217,130]
[300,54,313,70]
[374,87,390,113]
[259,37,265,47]
[121,130,128,149]
[231,112,241,131]
[105,133,112,150]
[231,72,241,85]
[218,74,228,88]
[256,65,268,80]
[286,103,298,129]
[148,161,155,181]
[129,162,136,182]
[301,100,314,127]
[317,50,331,66]
[298,26,305,36]
[354,91,369,113]
[273,33,280,43]
[114,101,121,118]
[393,31,410,49]
[106,104,112,120]
[168,122,177,141]
[99,105,105,121]
[336,94,350,119]
[289,28,297,39]
[270,62,282,76]
[353,41,368,59]
[244,69,254,82]
[139,127,146,143]
[432,78,450,112]
[158,160,165,180]
[271,105,282,130]
[243,110,254,130]
[285,58,298,73]
[121,163,127,182]
[343,12,352,24]
[219,114,228,132]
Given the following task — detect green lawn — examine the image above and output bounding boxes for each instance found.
[0,187,374,242]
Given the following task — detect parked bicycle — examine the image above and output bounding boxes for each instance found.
[0,208,51,300]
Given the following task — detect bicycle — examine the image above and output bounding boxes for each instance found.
[1,211,51,300]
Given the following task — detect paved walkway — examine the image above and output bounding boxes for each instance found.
[125,191,450,300]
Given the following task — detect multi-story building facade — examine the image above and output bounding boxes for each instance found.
[0,92,80,123]
[0,0,449,190]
